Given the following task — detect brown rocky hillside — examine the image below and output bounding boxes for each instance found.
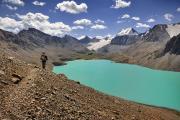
[0,53,180,120]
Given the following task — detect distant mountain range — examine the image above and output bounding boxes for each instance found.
[96,23,180,71]
[0,23,180,71]
[6,28,87,52]
[79,36,100,44]
[79,23,180,51]
[98,23,180,52]
[0,28,88,66]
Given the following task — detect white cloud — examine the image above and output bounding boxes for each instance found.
[136,23,150,28]
[164,13,174,21]
[3,0,24,6]
[0,17,23,33]
[91,24,107,30]
[121,14,130,19]
[72,26,84,30]
[117,20,124,24]
[6,4,17,10]
[177,7,180,12]
[132,17,140,21]
[16,12,49,23]
[95,19,105,24]
[112,0,131,9]
[0,12,71,36]
[32,1,46,6]
[56,1,87,14]
[73,19,92,26]
[147,18,155,23]
[17,12,71,36]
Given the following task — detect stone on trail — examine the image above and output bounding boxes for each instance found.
[11,74,23,84]
[0,70,5,75]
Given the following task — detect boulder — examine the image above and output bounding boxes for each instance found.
[11,74,23,84]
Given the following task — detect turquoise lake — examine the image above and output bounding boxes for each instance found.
[53,60,180,111]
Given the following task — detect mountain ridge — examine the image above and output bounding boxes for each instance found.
[0,22,180,71]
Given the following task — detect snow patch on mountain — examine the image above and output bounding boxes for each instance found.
[78,35,93,40]
[117,28,138,36]
[87,38,112,51]
[166,24,180,38]
[78,35,86,40]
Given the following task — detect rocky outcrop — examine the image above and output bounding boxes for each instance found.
[79,36,93,44]
[110,28,140,45]
[143,24,170,42]
[111,35,140,45]
[164,34,180,55]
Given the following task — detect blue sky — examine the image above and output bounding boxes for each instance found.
[0,0,180,38]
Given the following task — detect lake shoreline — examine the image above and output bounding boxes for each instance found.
[54,72,180,113]
[1,52,180,120]
[53,59,180,112]
[49,52,180,72]
[53,57,180,73]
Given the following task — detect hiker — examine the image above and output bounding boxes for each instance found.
[40,52,48,69]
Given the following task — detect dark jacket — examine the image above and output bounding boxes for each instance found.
[40,55,48,62]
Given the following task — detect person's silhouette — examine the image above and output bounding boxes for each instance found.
[40,52,48,69]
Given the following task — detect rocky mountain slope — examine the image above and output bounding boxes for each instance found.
[111,35,140,45]
[97,28,141,53]
[17,28,87,52]
[98,23,180,71]
[143,24,170,42]
[0,53,180,120]
[164,33,180,55]
[0,28,89,67]
[79,24,180,53]
[79,36,98,44]
[111,28,140,46]
[99,23,180,52]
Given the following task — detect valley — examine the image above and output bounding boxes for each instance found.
[0,0,180,119]
[1,23,180,71]
[0,21,180,120]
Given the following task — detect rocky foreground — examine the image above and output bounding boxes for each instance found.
[0,53,180,120]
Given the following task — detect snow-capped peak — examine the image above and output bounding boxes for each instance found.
[78,35,92,40]
[78,35,86,40]
[117,28,138,36]
[94,36,104,39]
